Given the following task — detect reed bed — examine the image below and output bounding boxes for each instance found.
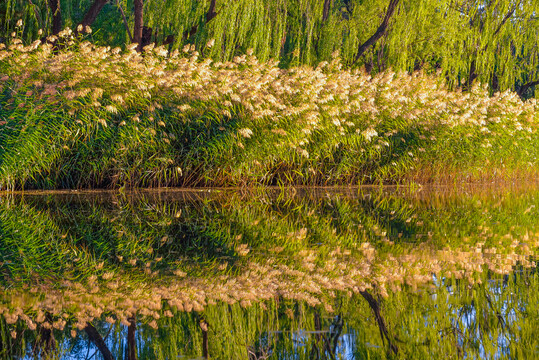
[1,31,539,189]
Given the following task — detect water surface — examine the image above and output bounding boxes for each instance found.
[0,186,538,359]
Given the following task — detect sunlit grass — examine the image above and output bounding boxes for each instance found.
[1,31,539,190]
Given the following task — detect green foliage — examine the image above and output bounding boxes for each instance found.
[1,39,538,190]
[3,0,539,94]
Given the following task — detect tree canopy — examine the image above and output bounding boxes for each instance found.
[1,0,539,96]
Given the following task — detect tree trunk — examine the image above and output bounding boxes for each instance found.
[48,0,62,35]
[133,0,144,51]
[80,0,108,32]
[141,26,153,48]
[36,325,56,356]
[464,58,478,91]
[200,319,209,359]
[360,290,398,356]
[330,315,343,354]
[353,0,400,64]
[184,0,218,40]
[309,311,322,358]
[322,0,332,22]
[84,324,114,360]
[491,71,499,94]
[34,313,56,357]
[517,80,539,98]
[126,316,137,360]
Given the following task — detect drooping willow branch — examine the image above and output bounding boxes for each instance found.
[360,290,399,355]
[116,0,133,43]
[353,0,400,64]
[84,323,114,360]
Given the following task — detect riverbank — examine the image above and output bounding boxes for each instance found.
[1,39,539,190]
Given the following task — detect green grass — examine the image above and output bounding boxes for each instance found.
[1,36,539,190]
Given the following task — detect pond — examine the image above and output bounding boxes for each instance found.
[0,185,538,359]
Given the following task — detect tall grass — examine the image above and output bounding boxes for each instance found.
[1,31,539,190]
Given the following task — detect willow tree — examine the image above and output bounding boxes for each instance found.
[432,0,539,96]
[0,0,121,39]
[2,0,539,96]
[341,0,539,95]
[140,0,418,66]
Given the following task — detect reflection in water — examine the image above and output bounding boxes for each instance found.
[0,186,538,359]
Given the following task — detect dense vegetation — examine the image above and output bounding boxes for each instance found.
[2,0,539,97]
[1,37,539,190]
[2,3,538,358]
[1,1,539,189]
[2,273,538,359]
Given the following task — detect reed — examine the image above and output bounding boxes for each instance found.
[1,32,539,190]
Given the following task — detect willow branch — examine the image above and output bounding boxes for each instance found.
[84,324,114,360]
[360,290,399,355]
[126,316,137,360]
[116,0,133,42]
[28,0,44,30]
[322,0,332,22]
[353,0,400,64]
[205,0,218,23]
[492,1,519,38]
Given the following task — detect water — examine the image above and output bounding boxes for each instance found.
[0,186,538,359]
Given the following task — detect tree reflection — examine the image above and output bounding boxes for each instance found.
[0,186,537,358]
